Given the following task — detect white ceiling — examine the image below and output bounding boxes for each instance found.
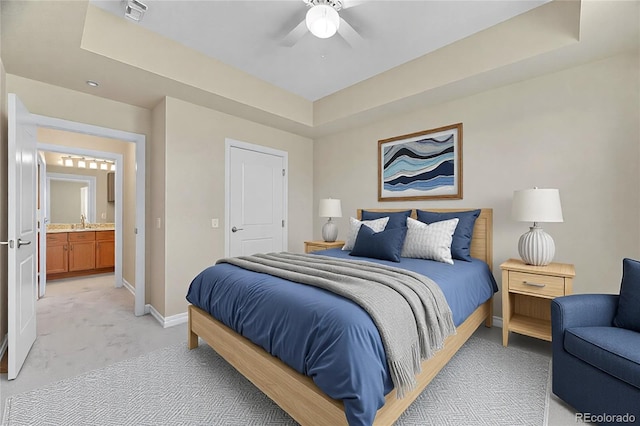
[2,1,638,138]
[90,0,549,101]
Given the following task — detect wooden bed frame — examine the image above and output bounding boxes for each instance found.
[188,208,494,425]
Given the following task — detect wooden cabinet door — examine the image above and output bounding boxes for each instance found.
[69,241,96,272]
[96,240,115,268]
[46,233,68,275]
[95,231,115,269]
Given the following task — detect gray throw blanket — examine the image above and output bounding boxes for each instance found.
[217,252,456,397]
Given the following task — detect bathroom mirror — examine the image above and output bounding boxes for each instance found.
[46,173,96,224]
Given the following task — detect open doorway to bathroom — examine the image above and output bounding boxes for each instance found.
[32,115,147,317]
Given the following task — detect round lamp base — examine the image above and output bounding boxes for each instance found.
[518,226,555,266]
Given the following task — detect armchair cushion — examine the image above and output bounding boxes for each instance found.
[613,258,640,332]
[564,326,640,389]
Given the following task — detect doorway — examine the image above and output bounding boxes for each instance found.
[33,114,146,316]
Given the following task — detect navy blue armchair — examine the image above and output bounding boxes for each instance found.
[551,294,640,424]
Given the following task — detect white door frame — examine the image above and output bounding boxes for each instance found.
[37,152,47,298]
[34,115,146,317]
[224,138,288,257]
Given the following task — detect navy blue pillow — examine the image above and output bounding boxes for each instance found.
[350,225,408,263]
[361,210,411,229]
[416,209,481,261]
[613,258,640,332]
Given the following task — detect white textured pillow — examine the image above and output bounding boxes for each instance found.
[401,217,459,264]
[342,217,390,251]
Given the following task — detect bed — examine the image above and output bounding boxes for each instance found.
[187,208,495,425]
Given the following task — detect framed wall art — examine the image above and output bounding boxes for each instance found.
[378,123,463,201]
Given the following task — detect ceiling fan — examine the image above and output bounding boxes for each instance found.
[281,0,366,48]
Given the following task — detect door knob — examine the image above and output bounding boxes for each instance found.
[17,239,31,248]
[0,240,14,249]
[231,226,244,233]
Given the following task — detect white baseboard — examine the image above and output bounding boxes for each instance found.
[124,279,182,321]
[146,304,188,328]
[493,316,503,328]
[122,278,135,295]
[123,279,150,314]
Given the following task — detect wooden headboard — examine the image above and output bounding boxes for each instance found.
[356,208,493,271]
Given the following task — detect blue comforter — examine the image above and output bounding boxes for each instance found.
[186,249,497,425]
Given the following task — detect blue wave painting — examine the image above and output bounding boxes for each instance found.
[382,132,456,196]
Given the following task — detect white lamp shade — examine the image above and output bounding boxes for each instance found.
[512,188,563,223]
[306,5,339,39]
[319,198,342,218]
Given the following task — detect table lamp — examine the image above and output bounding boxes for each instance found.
[512,188,563,266]
[319,198,342,242]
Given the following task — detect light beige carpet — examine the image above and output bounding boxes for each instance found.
[3,336,551,426]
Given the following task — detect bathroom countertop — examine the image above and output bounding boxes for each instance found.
[46,224,116,233]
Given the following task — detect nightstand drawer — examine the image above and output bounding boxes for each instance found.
[508,271,565,298]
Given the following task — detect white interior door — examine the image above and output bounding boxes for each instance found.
[6,93,38,380]
[228,142,286,257]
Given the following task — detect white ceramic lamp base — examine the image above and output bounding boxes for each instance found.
[322,219,338,242]
[518,225,555,266]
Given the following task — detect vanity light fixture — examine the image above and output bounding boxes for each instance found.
[100,162,109,171]
[77,158,86,168]
[64,157,74,167]
[110,163,116,171]
[89,160,98,169]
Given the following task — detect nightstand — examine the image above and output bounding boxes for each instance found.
[500,258,575,346]
[304,240,345,253]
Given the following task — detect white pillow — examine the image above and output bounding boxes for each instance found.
[342,217,390,251]
[401,217,459,264]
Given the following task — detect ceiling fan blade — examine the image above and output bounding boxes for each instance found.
[342,0,368,9]
[281,19,308,47]
[338,17,363,48]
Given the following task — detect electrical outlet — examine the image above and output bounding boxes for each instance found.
[211,218,219,228]
[156,218,161,229]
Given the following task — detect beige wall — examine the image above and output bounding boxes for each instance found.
[37,129,136,285]
[314,52,640,317]
[159,97,314,317]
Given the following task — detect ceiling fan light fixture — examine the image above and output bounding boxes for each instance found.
[306,4,339,39]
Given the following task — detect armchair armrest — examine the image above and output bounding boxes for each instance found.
[551,294,619,341]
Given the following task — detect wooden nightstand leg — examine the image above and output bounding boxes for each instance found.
[501,268,510,347]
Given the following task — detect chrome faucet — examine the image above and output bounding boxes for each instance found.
[80,214,86,229]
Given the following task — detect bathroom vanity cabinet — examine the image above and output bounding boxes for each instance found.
[46,230,115,280]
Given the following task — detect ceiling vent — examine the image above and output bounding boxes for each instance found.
[124,0,148,22]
